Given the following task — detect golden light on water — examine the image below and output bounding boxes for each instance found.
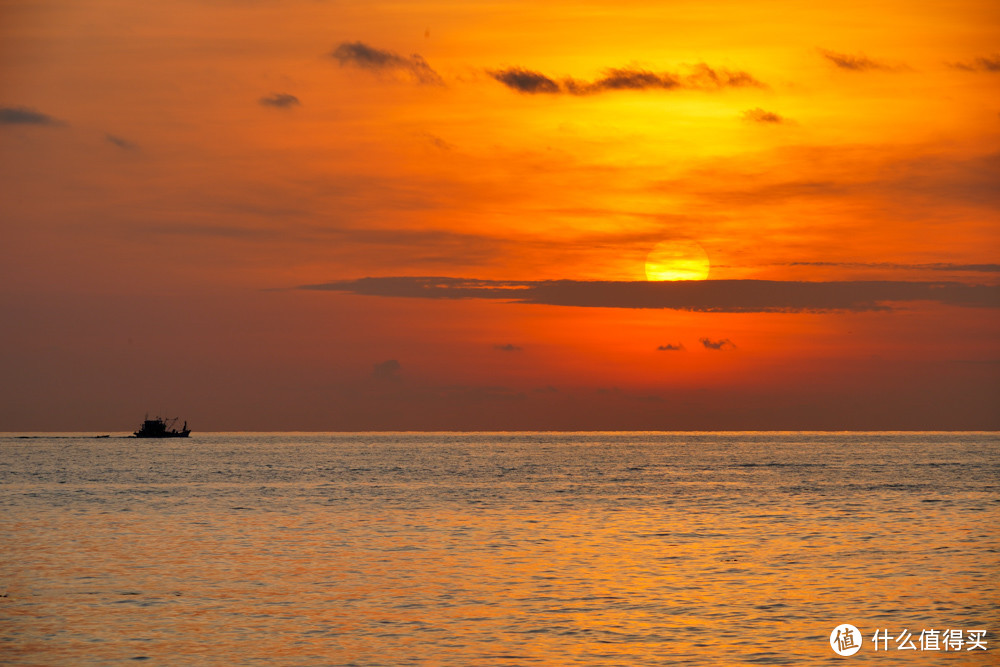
[645,241,711,281]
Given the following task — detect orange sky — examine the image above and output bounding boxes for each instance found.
[1,0,998,430]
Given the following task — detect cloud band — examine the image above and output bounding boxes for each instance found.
[488,63,764,95]
[301,277,1000,312]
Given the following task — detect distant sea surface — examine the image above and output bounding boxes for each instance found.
[1,432,997,665]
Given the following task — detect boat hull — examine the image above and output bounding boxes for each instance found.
[133,417,191,438]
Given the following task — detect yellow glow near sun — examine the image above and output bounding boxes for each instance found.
[645,241,710,281]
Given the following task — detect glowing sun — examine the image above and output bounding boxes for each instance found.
[645,241,710,281]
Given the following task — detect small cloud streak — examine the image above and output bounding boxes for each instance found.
[949,54,1000,72]
[657,343,685,351]
[685,63,763,89]
[421,132,453,150]
[680,150,1000,212]
[565,67,682,94]
[819,49,898,72]
[259,93,301,108]
[742,108,787,124]
[781,261,1000,273]
[494,343,523,352]
[301,277,1000,312]
[373,359,401,381]
[488,63,763,95]
[105,134,137,150]
[700,338,736,350]
[331,41,443,85]
[489,67,561,94]
[0,106,63,125]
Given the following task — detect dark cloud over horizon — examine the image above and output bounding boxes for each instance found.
[657,343,685,351]
[489,63,764,95]
[331,41,443,85]
[0,106,63,125]
[300,277,1000,313]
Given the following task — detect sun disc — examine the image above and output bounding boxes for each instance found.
[645,241,710,281]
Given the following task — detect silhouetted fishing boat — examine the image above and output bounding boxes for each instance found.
[133,416,190,438]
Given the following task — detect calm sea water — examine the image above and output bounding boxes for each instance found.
[1,432,997,665]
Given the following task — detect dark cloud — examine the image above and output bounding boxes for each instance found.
[949,54,1000,72]
[301,277,1000,312]
[373,359,401,381]
[657,343,685,351]
[105,134,137,150]
[494,343,523,352]
[259,93,300,108]
[684,63,764,89]
[489,63,763,95]
[331,41,443,85]
[700,338,736,350]
[0,106,62,125]
[819,49,898,71]
[488,67,561,93]
[565,67,681,94]
[742,108,787,124]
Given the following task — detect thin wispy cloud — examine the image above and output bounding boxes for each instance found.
[819,49,899,72]
[373,359,402,381]
[685,63,763,89]
[780,261,1000,273]
[259,93,300,108]
[439,385,526,402]
[489,63,764,95]
[742,108,787,124]
[421,132,453,150]
[105,134,137,150]
[657,343,685,351]
[0,106,63,125]
[494,343,523,352]
[669,149,1000,212]
[948,54,1000,72]
[700,338,735,350]
[301,277,1000,313]
[331,41,443,85]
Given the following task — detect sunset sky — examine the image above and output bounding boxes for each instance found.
[2,0,998,430]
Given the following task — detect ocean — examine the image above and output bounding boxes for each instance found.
[1,432,997,665]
